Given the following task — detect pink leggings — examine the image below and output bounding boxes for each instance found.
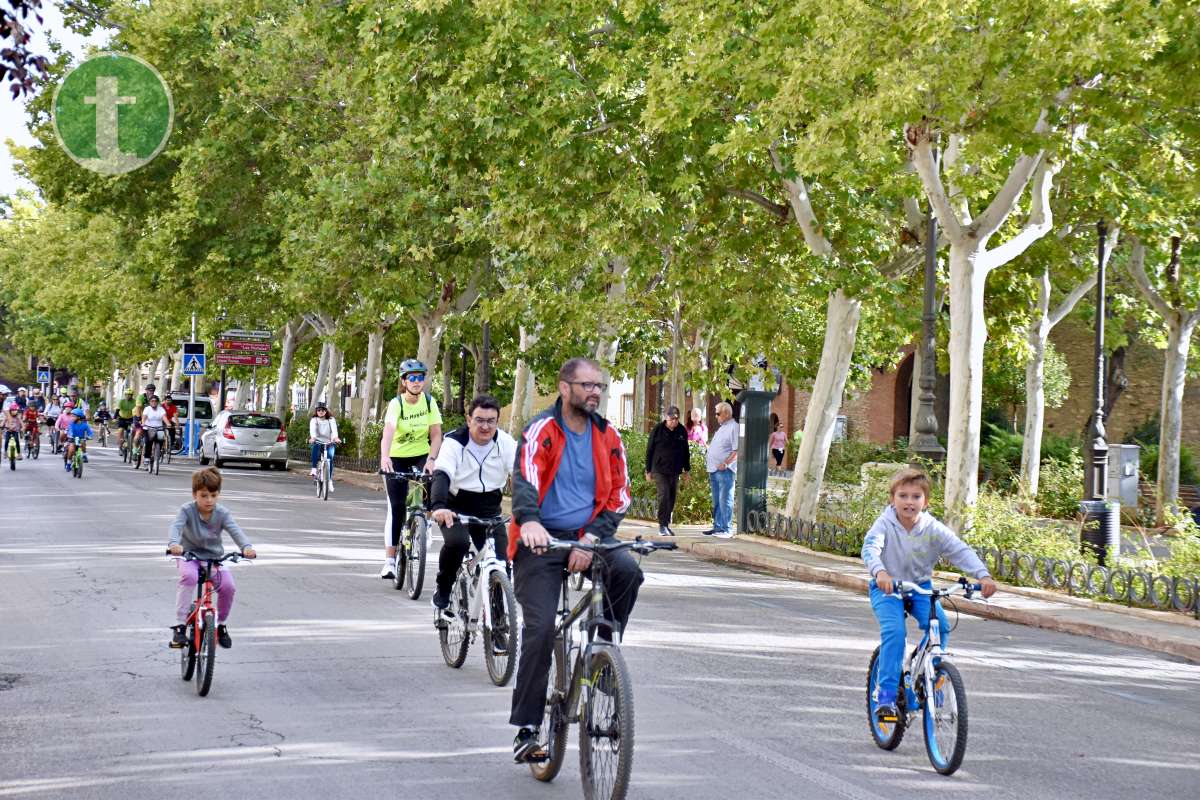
[175,560,236,624]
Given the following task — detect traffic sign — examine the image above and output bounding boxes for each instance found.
[182,342,206,375]
[36,367,50,383]
[216,338,271,353]
[220,328,272,340]
[214,353,271,367]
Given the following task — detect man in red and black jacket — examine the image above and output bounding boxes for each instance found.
[509,357,642,763]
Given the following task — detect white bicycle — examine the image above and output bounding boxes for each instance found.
[314,442,334,500]
[436,513,519,686]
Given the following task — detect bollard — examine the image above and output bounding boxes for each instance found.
[1079,499,1120,566]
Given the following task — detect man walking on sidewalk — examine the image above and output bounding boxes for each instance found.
[645,406,690,536]
[704,402,738,537]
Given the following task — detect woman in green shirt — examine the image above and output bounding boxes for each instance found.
[378,359,443,579]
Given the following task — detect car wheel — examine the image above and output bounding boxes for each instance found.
[199,448,210,465]
[214,457,224,468]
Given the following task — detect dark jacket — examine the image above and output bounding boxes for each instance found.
[507,398,631,560]
[646,420,690,477]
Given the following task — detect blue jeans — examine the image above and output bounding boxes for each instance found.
[869,580,950,705]
[311,443,335,477]
[708,469,735,532]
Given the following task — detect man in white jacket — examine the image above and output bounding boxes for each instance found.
[429,394,517,614]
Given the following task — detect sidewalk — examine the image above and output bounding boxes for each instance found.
[617,519,1200,664]
[293,464,1200,664]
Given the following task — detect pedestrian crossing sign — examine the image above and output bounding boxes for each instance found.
[182,342,206,375]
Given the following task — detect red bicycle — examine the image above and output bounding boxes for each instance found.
[170,551,248,697]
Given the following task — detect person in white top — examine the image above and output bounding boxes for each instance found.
[140,395,169,460]
[429,394,517,613]
[308,402,342,486]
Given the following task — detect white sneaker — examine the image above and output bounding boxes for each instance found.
[328,482,334,494]
[379,559,396,579]
[310,468,317,479]
[712,530,736,539]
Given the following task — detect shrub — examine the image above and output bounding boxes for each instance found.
[1036,452,1085,519]
[963,490,1084,564]
[286,413,357,452]
[620,428,711,523]
[1137,443,1199,486]
[823,438,911,484]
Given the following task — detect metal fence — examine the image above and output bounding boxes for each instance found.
[287,446,380,475]
[736,508,1200,617]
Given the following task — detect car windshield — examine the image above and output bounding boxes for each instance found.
[231,414,280,429]
[172,399,214,421]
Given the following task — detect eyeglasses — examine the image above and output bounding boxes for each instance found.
[566,381,607,392]
[470,416,499,427]
[405,373,427,382]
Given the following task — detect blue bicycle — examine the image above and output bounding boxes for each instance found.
[866,577,981,775]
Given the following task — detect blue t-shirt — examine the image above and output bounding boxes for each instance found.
[539,422,595,532]
[68,421,92,440]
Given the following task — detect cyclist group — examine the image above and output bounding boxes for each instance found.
[156,352,1001,784]
[0,381,182,468]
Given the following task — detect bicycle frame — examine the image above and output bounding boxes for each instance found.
[893,580,979,715]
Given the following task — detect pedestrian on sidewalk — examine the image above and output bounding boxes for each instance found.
[861,468,997,724]
[686,407,708,449]
[703,402,737,537]
[645,406,690,536]
[769,422,787,467]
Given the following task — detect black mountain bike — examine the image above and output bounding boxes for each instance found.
[528,536,676,800]
[380,469,434,599]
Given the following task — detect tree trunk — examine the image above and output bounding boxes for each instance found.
[1020,270,1052,497]
[1157,319,1196,525]
[908,345,923,443]
[594,257,629,414]
[233,380,249,409]
[275,322,298,417]
[944,244,989,530]
[326,344,343,415]
[509,325,538,437]
[441,345,453,409]
[667,295,684,410]
[312,342,331,405]
[412,315,444,395]
[785,289,862,522]
[632,358,647,432]
[358,326,386,453]
[154,356,168,391]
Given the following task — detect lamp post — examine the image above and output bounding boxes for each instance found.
[910,145,946,464]
[1084,219,1110,500]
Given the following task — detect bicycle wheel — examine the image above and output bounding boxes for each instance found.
[439,571,470,668]
[121,438,129,462]
[195,611,217,697]
[31,436,39,459]
[579,646,635,800]
[530,637,569,783]
[320,459,329,501]
[180,621,197,681]
[73,455,82,478]
[133,444,143,469]
[923,660,968,775]
[484,569,519,686]
[406,516,427,600]
[866,645,906,750]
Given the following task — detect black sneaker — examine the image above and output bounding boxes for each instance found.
[169,625,186,649]
[431,590,450,610]
[513,727,546,763]
[875,702,899,724]
[216,624,232,649]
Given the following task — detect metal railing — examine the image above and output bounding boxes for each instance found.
[737,508,1200,617]
[287,446,380,474]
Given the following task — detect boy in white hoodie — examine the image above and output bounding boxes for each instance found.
[861,468,997,723]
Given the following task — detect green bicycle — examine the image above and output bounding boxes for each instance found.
[68,435,86,478]
[5,432,17,471]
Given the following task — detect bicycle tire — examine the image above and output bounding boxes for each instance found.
[133,445,143,470]
[393,536,407,591]
[530,636,569,782]
[31,437,39,459]
[196,611,216,697]
[73,456,82,479]
[320,459,329,501]
[439,572,470,668]
[180,623,196,681]
[579,646,635,800]
[923,660,968,775]
[406,516,427,600]
[866,645,906,750]
[484,569,519,686]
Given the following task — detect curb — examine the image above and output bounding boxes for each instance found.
[657,534,1200,665]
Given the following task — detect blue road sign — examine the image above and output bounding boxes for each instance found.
[36,368,50,383]
[183,354,206,375]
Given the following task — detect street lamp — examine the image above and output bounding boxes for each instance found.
[1080,219,1115,564]
[910,145,946,464]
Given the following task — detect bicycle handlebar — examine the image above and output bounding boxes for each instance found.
[165,550,253,564]
[448,513,511,528]
[889,577,982,600]
[378,468,434,481]
[544,536,678,556]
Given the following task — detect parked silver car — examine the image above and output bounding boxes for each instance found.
[199,410,288,470]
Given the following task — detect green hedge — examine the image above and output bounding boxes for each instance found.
[620,429,713,523]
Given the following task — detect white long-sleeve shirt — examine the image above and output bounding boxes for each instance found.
[309,416,339,444]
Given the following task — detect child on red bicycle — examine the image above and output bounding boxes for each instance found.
[167,467,256,649]
[21,404,40,447]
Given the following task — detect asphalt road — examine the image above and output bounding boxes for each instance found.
[2,442,1198,799]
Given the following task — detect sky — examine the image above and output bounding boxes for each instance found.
[0,2,110,197]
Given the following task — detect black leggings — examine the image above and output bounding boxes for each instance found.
[436,520,509,596]
[383,455,428,548]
